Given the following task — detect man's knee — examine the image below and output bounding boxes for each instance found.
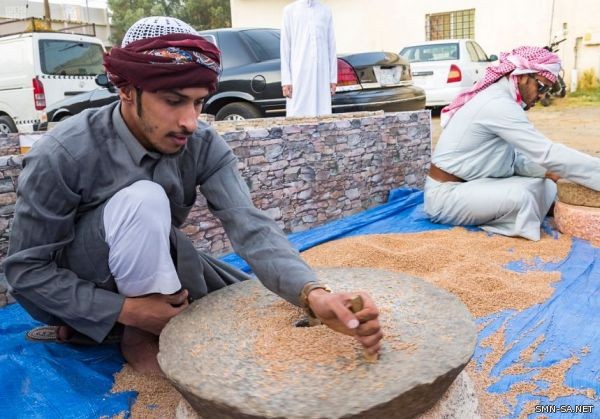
[104,180,171,229]
[499,185,551,221]
[505,188,533,208]
[115,180,169,218]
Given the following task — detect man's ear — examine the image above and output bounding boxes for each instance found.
[118,86,134,103]
[516,74,529,86]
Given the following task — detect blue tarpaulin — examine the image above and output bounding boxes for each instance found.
[1,188,598,418]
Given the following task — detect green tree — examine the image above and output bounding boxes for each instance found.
[107,0,230,47]
[179,0,231,31]
[107,0,184,46]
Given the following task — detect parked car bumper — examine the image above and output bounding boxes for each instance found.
[332,85,426,113]
[418,84,467,107]
[255,84,426,117]
[34,121,47,131]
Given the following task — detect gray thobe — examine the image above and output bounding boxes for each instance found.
[424,77,600,241]
[4,102,317,342]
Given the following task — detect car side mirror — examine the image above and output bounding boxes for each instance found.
[95,73,116,92]
[488,54,498,62]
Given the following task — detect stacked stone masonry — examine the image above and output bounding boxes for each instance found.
[0,110,431,275]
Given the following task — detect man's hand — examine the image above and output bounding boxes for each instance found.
[330,83,337,96]
[282,84,293,98]
[545,171,560,182]
[117,289,189,335]
[308,289,383,355]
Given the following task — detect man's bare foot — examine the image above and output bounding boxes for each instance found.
[120,326,162,375]
[57,325,75,342]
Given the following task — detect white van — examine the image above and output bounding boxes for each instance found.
[0,31,106,133]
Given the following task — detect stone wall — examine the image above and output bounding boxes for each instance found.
[0,134,20,156]
[0,110,431,266]
[0,154,21,303]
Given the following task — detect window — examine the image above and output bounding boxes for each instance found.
[466,41,478,61]
[400,43,459,63]
[471,42,490,62]
[426,9,475,41]
[39,40,104,76]
[201,34,217,47]
[239,29,281,61]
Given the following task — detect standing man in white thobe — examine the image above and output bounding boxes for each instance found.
[424,46,600,241]
[280,0,337,117]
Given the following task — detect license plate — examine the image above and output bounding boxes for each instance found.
[413,75,433,87]
[374,66,401,86]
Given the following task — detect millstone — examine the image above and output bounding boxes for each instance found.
[554,200,600,244]
[557,179,600,207]
[175,371,481,419]
[158,268,477,419]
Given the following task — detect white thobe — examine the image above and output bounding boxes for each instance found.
[280,0,337,117]
[424,77,600,241]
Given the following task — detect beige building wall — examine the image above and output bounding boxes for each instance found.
[550,0,600,88]
[231,0,600,87]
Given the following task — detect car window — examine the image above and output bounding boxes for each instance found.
[201,34,217,47]
[466,42,479,62]
[400,43,458,62]
[215,31,255,68]
[472,42,489,62]
[38,40,104,76]
[239,29,281,61]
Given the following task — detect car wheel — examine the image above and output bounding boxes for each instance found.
[0,115,18,134]
[215,102,262,121]
[57,114,72,122]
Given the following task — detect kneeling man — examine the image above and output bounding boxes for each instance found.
[4,16,382,374]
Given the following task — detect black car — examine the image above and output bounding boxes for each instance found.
[39,28,425,128]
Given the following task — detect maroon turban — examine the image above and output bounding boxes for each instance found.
[103,33,222,93]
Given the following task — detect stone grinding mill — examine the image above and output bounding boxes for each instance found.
[158,268,478,418]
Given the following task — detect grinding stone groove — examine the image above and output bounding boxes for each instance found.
[159,268,477,419]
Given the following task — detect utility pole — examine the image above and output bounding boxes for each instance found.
[43,0,52,21]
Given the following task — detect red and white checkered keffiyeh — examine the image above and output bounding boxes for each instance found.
[440,46,561,127]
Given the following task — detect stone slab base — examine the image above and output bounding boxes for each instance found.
[554,200,600,244]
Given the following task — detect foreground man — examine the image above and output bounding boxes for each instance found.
[424,46,600,241]
[281,0,337,117]
[4,17,382,374]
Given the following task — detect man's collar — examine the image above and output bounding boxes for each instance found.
[112,102,162,164]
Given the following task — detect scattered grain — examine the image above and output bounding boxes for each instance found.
[111,365,183,418]
[302,228,571,317]
[111,227,580,417]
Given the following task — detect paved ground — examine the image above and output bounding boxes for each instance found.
[431,103,600,156]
